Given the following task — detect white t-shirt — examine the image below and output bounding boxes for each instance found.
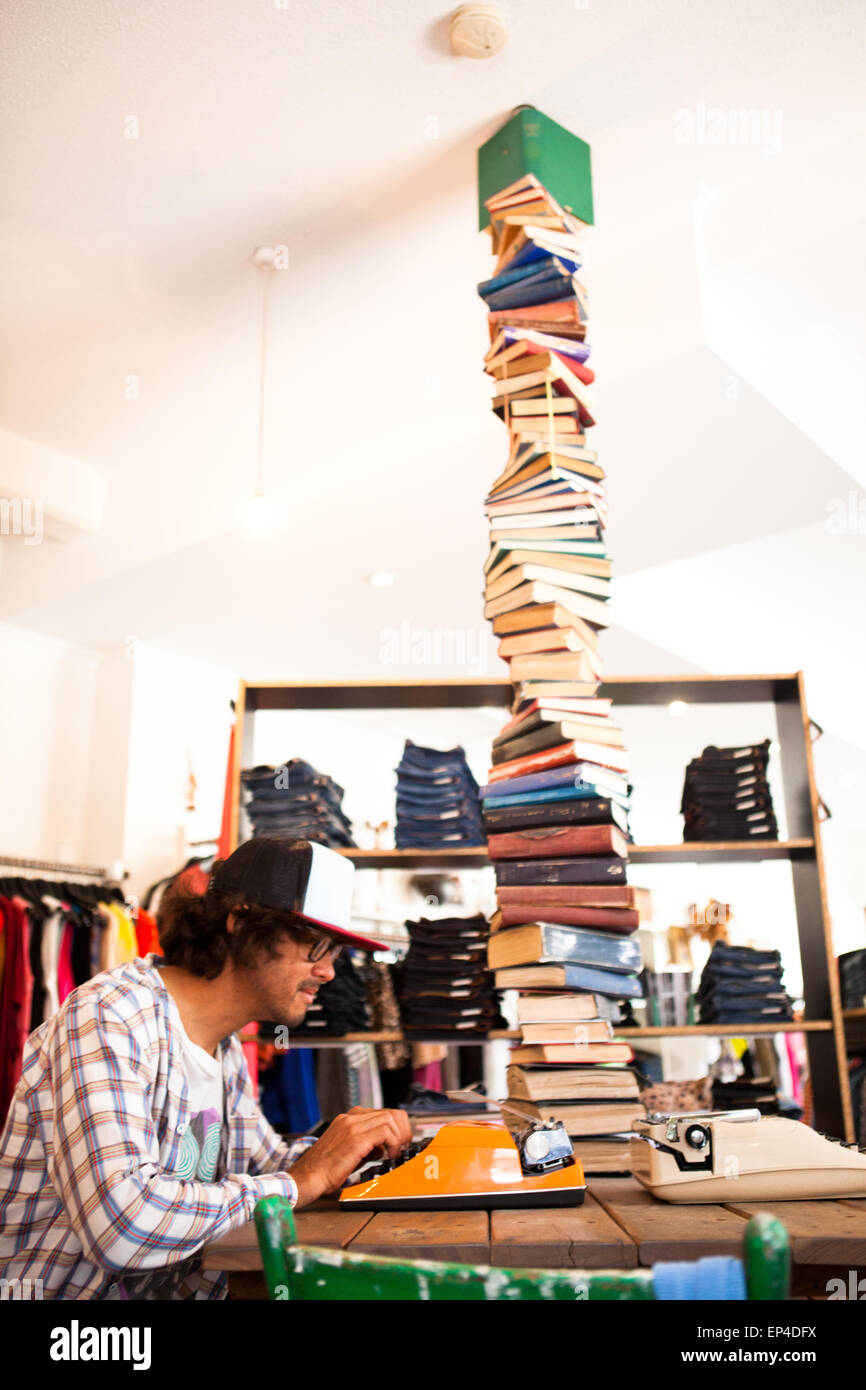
[174,1024,225,1183]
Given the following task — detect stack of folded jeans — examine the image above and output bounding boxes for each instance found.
[697,942,793,1024]
[681,741,777,841]
[241,758,356,847]
[710,1076,779,1115]
[396,914,506,1037]
[394,740,484,849]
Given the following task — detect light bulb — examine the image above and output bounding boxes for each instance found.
[245,493,276,533]
[368,572,394,588]
[669,700,688,717]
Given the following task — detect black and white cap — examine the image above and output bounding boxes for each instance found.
[212,838,380,951]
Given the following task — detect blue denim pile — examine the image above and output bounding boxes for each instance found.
[396,914,506,1037]
[394,740,485,849]
[241,758,356,848]
[681,741,777,841]
[697,942,792,1024]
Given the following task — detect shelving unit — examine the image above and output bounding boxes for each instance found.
[251,1021,830,1047]
[229,673,853,1141]
[338,841,815,869]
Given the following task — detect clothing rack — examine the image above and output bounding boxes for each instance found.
[0,855,114,880]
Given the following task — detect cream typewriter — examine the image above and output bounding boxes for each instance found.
[630,1108,866,1202]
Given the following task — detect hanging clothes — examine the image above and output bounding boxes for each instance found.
[40,897,64,1019]
[259,1049,320,1134]
[134,907,161,957]
[56,922,76,1007]
[0,875,130,1119]
[0,897,34,1122]
[345,1043,383,1111]
[368,960,410,1070]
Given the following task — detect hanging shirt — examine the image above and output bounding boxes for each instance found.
[40,898,64,1021]
[57,922,76,1007]
[107,902,138,967]
[134,907,161,957]
[0,898,33,1121]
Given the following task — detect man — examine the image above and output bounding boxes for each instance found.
[0,838,411,1298]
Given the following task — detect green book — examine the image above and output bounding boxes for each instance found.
[478,105,594,230]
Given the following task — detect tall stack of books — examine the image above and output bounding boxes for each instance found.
[477,172,645,1173]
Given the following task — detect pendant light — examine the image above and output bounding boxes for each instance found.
[244,247,278,532]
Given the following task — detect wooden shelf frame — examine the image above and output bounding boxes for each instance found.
[335,841,816,869]
[231,672,853,1141]
[249,1021,833,1048]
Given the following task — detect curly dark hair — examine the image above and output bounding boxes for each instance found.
[157,879,323,980]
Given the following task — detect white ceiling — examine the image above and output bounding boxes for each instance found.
[1,0,865,754]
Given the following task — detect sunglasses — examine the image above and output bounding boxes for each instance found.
[303,930,345,964]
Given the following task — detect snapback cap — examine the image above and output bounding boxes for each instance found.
[212,838,380,951]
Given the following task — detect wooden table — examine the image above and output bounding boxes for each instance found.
[202,1179,866,1298]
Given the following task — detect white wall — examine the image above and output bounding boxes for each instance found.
[121,643,237,898]
[0,624,238,895]
[0,622,102,864]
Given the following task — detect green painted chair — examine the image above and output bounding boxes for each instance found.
[253,1197,790,1301]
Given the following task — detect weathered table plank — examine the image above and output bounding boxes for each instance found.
[722,1199,866,1265]
[490,1195,638,1268]
[589,1177,749,1263]
[347,1209,489,1264]
[201,1205,373,1270]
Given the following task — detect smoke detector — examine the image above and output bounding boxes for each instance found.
[449,5,508,58]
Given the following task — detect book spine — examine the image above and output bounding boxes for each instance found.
[486,825,624,858]
[496,881,636,905]
[493,856,628,886]
[495,903,639,932]
[481,797,620,831]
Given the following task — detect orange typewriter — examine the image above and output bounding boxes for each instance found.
[339,1116,586,1211]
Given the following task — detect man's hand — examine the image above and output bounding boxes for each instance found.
[289,1107,413,1207]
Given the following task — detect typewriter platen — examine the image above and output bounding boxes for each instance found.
[631,1108,866,1202]
[339,1119,586,1211]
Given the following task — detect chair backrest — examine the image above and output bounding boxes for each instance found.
[253,1197,790,1301]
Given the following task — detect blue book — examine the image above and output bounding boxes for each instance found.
[505,239,582,275]
[489,923,641,974]
[478,254,578,300]
[500,328,591,364]
[483,785,630,812]
[483,272,579,313]
[493,961,643,1000]
[481,762,628,800]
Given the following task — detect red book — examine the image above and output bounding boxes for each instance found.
[487,741,629,781]
[487,824,629,860]
[494,903,639,933]
[497,884,641,909]
[488,299,586,330]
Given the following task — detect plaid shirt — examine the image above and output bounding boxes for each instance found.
[0,958,298,1299]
